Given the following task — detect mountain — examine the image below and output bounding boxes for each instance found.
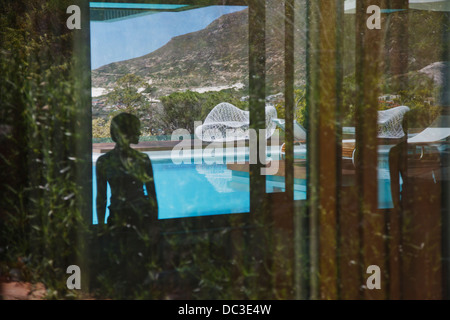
[91,7,306,97]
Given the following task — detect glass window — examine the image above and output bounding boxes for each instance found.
[90,2,251,223]
[2,0,449,301]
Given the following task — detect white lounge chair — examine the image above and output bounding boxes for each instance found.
[271,118,307,142]
[408,115,450,144]
[275,105,411,163]
[195,102,278,142]
[343,106,411,165]
[271,119,307,158]
[377,105,410,139]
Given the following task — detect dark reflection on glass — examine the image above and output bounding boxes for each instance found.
[96,113,158,226]
[389,113,444,299]
[95,113,159,295]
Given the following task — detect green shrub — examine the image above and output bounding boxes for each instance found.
[0,0,89,299]
[158,89,248,134]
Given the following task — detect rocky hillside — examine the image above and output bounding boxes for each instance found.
[91,7,306,97]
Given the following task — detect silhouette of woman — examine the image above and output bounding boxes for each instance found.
[95,113,158,291]
[96,113,158,227]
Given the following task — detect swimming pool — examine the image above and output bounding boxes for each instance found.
[93,161,249,223]
[92,144,400,224]
[92,146,304,223]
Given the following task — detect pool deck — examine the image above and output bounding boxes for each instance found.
[93,137,286,153]
[227,160,308,179]
[93,140,192,153]
[227,160,358,186]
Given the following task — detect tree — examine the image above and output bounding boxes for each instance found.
[106,74,155,135]
[107,74,149,112]
[92,117,111,139]
[274,87,307,127]
[158,90,203,134]
[158,89,248,135]
[0,0,89,298]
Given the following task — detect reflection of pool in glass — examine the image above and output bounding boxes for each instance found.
[92,145,401,224]
[378,156,395,209]
[152,161,251,219]
[378,145,402,209]
[92,158,307,224]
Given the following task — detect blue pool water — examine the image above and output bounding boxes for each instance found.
[151,161,251,219]
[92,146,399,224]
[92,158,307,224]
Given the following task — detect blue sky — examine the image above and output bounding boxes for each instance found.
[90,5,247,70]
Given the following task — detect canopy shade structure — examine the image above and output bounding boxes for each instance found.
[89,2,198,22]
[344,0,450,13]
[195,102,278,142]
